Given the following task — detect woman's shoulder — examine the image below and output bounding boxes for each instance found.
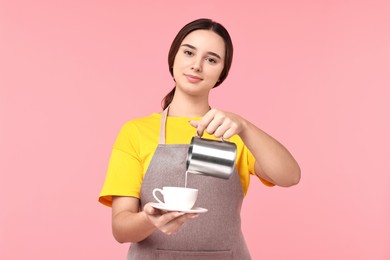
[121,112,161,130]
[114,113,161,146]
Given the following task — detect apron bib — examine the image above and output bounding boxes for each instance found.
[126,108,251,260]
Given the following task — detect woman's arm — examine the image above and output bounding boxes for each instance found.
[111,196,198,243]
[237,119,301,187]
[190,108,301,187]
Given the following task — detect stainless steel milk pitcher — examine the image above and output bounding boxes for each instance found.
[186,136,237,179]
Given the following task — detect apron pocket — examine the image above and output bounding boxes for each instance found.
[155,249,233,260]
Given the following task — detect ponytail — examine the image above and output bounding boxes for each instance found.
[161,87,176,109]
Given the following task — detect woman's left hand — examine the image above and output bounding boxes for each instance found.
[189,108,301,187]
[189,108,247,139]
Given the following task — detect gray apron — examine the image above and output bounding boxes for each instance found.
[127,108,251,260]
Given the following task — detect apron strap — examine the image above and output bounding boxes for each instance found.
[159,107,169,144]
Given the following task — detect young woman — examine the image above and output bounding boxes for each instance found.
[99,18,301,259]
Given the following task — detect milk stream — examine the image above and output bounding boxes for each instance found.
[184,170,189,188]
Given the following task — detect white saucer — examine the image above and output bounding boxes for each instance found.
[150,202,208,213]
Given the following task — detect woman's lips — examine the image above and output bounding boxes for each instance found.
[185,74,203,83]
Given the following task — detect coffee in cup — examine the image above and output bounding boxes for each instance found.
[152,187,198,210]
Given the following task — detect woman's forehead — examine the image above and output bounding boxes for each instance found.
[181,30,225,57]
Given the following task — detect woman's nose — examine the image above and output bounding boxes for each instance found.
[191,59,202,72]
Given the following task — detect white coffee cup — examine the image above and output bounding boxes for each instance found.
[152,187,198,210]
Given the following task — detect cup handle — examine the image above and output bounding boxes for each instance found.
[152,188,165,204]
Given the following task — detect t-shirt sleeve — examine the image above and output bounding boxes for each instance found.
[247,147,275,187]
[99,122,143,207]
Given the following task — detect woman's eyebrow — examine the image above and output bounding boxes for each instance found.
[181,44,222,59]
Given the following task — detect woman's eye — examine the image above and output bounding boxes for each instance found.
[184,50,193,56]
[206,57,217,64]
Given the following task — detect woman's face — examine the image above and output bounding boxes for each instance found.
[173,29,225,97]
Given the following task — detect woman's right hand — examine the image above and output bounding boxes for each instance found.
[112,196,199,243]
[143,202,199,235]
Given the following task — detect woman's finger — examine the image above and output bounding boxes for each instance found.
[160,213,199,235]
[213,121,231,138]
[195,109,218,136]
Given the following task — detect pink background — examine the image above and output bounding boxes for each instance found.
[1,0,389,259]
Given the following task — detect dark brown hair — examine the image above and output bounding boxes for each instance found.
[161,18,234,109]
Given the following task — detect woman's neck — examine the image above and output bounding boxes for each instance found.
[168,99,210,117]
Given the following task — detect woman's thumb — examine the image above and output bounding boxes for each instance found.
[188,120,198,128]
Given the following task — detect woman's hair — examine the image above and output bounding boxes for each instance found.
[162,18,234,109]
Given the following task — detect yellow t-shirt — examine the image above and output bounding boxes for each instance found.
[99,113,272,207]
